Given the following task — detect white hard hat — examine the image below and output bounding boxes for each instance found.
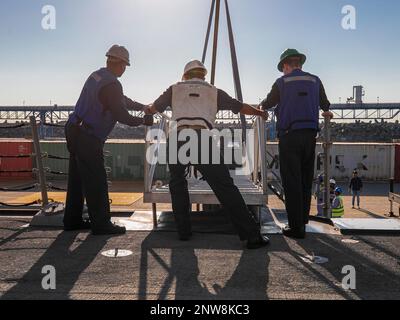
[183,60,207,76]
[329,179,336,184]
[106,45,131,66]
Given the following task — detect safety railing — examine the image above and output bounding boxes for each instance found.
[322,115,332,219]
[144,113,269,198]
[0,117,78,209]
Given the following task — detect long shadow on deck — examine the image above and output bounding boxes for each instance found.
[1,229,111,300]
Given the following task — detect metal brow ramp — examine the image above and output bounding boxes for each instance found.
[144,117,268,228]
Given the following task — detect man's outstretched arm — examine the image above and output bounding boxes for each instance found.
[99,82,145,127]
[240,104,268,120]
[144,86,173,115]
[217,89,268,120]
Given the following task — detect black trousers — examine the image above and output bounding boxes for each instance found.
[64,122,111,230]
[279,129,317,230]
[168,134,260,241]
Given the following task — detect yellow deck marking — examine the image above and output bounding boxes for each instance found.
[10,192,143,206]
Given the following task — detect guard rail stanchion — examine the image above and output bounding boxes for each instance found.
[30,116,49,207]
[323,115,332,219]
[388,179,395,217]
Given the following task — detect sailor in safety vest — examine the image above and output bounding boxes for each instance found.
[260,49,333,238]
[332,187,345,218]
[64,45,153,235]
[144,60,270,249]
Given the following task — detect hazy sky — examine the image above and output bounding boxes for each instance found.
[0,0,399,106]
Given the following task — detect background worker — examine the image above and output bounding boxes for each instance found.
[261,49,333,238]
[329,178,337,203]
[64,45,153,235]
[144,60,269,249]
[332,187,345,218]
[349,170,363,209]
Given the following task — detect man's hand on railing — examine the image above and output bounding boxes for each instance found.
[322,111,334,119]
[144,104,157,115]
[240,104,268,121]
[143,115,154,126]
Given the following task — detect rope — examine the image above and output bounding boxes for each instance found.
[0,123,29,129]
[0,170,33,173]
[0,184,38,192]
[48,170,68,176]
[0,154,32,159]
[47,184,67,191]
[0,200,40,207]
[41,122,65,128]
[46,154,69,160]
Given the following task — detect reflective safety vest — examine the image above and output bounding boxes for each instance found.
[171,79,218,130]
[275,69,321,135]
[332,195,344,218]
[69,68,119,142]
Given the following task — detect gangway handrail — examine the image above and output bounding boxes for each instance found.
[144,117,168,193]
[144,114,269,197]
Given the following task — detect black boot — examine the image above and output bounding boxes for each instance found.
[178,232,193,241]
[64,220,91,231]
[246,234,270,249]
[282,225,306,239]
[92,223,126,236]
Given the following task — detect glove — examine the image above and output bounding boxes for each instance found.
[143,115,154,127]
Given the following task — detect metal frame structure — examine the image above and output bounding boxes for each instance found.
[143,114,268,227]
[1,103,399,124]
[143,0,268,227]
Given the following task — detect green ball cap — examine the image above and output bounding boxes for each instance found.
[278,48,307,72]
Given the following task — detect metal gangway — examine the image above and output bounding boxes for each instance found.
[143,114,269,228]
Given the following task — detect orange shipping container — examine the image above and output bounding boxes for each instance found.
[0,139,33,179]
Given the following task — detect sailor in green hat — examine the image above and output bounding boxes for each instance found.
[277,48,307,73]
[259,48,333,239]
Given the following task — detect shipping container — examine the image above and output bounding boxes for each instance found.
[0,139,33,179]
[266,142,395,182]
[2,140,394,183]
[38,139,169,181]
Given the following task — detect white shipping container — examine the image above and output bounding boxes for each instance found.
[265,143,395,181]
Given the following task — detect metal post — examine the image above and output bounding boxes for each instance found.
[323,116,332,218]
[144,126,150,192]
[258,117,268,197]
[30,116,48,206]
[210,0,220,85]
[224,0,247,143]
[389,179,395,217]
[39,112,46,139]
[253,121,260,184]
[152,203,158,229]
[202,0,216,64]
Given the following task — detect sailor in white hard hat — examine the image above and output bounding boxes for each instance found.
[144,59,270,249]
[64,45,153,235]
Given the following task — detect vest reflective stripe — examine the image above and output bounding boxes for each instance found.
[332,196,344,218]
[171,79,218,130]
[283,76,317,83]
[70,68,118,141]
